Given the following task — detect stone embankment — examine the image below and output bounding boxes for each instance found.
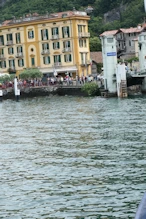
[2,86,58,100]
[1,84,87,100]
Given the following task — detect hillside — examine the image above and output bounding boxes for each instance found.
[0,0,145,36]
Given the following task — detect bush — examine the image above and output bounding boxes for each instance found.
[81,82,100,96]
[19,68,43,80]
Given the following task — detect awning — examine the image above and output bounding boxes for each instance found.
[39,66,77,74]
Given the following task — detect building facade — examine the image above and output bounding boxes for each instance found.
[100,26,144,59]
[0,10,91,77]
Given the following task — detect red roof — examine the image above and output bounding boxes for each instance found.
[90,52,103,63]
[100,30,119,36]
[120,27,143,33]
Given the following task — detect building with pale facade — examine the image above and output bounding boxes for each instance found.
[0,10,91,77]
[100,25,145,59]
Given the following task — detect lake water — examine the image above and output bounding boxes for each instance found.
[0,95,146,219]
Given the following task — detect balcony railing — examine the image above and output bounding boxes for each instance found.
[0,54,5,59]
[52,35,59,40]
[7,40,13,46]
[15,52,23,58]
[80,60,91,66]
[62,47,71,53]
[41,49,50,55]
[8,67,16,73]
[79,32,90,38]
[54,62,62,67]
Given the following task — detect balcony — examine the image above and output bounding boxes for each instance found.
[54,62,62,67]
[41,49,50,55]
[62,47,71,53]
[8,67,16,73]
[80,60,91,67]
[0,54,5,60]
[52,35,59,40]
[6,40,13,46]
[79,32,90,38]
[15,52,23,58]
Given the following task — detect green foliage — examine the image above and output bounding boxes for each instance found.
[89,37,101,52]
[118,56,139,64]
[0,0,144,37]
[19,68,43,80]
[0,74,14,83]
[81,82,100,96]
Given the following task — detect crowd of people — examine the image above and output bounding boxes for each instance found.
[0,74,103,89]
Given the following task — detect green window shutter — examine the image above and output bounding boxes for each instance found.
[68,41,70,47]
[67,27,70,37]
[58,42,60,48]
[59,55,61,62]
[57,28,58,34]
[43,57,45,64]
[31,57,35,65]
[70,54,72,61]
[62,27,64,38]
[53,43,54,49]
[32,31,34,38]
[12,48,14,54]
[22,59,24,66]
[64,55,66,62]
[41,30,43,40]
[46,29,48,39]
[48,56,50,64]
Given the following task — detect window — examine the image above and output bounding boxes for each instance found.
[129,40,131,46]
[79,39,84,47]
[9,59,15,68]
[0,36,4,45]
[42,43,49,50]
[0,61,6,68]
[31,57,35,66]
[0,49,4,55]
[107,38,113,43]
[18,59,24,67]
[54,55,61,63]
[78,25,85,33]
[53,42,60,49]
[43,56,50,65]
[41,29,48,40]
[62,26,70,38]
[7,34,13,41]
[64,54,72,62]
[84,39,87,47]
[8,47,14,55]
[16,33,21,43]
[52,27,59,36]
[28,30,34,39]
[129,33,130,37]
[80,53,87,64]
[17,46,23,53]
[63,41,70,48]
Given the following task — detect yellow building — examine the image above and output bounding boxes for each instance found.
[0,10,91,78]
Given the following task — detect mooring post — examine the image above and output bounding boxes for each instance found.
[0,89,3,102]
[14,77,20,102]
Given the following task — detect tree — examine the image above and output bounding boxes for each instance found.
[19,68,43,80]
[90,37,101,52]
